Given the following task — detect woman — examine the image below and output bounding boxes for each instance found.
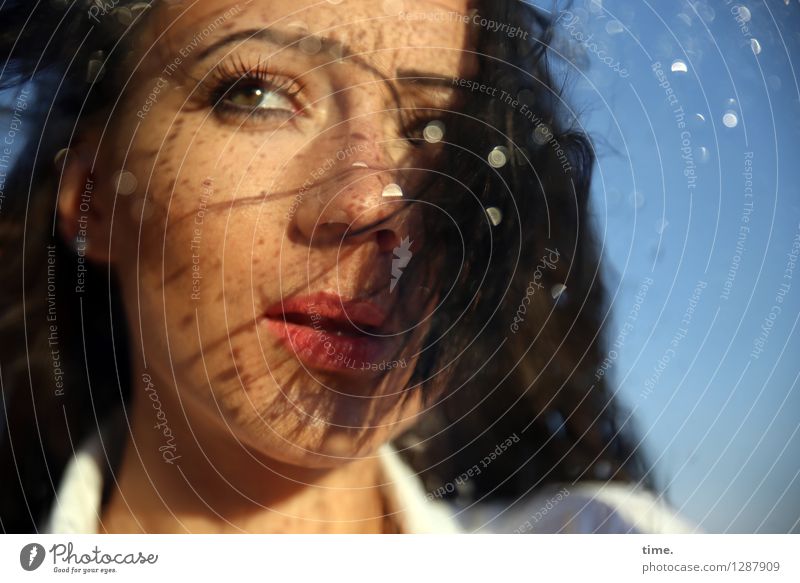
[0,0,690,533]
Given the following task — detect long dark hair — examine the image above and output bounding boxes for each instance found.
[0,0,652,532]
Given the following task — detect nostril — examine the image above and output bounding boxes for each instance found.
[376,228,399,253]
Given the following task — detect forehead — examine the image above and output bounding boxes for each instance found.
[146,0,477,76]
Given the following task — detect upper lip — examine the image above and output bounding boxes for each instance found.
[264,291,388,334]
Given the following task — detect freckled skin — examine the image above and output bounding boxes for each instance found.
[86,0,476,532]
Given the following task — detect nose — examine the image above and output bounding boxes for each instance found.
[293,125,408,252]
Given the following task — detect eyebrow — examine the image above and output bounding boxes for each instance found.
[395,68,465,89]
[195,27,339,61]
[193,27,469,89]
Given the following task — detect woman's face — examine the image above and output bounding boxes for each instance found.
[90,0,475,466]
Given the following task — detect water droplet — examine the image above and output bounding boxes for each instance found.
[655,218,669,234]
[382,183,403,197]
[299,35,322,55]
[533,124,551,145]
[767,75,782,91]
[351,161,368,168]
[722,110,739,128]
[588,0,603,14]
[486,207,502,226]
[696,3,716,22]
[750,38,762,55]
[723,97,738,109]
[113,7,133,26]
[593,460,612,479]
[53,148,72,168]
[551,283,567,300]
[676,12,692,26]
[695,146,710,163]
[545,411,566,436]
[632,190,645,209]
[736,5,751,22]
[326,0,344,4]
[113,170,137,195]
[670,59,688,73]
[605,20,624,35]
[693,112,706,125]
[423,120,445,143]
[487,146,509,168]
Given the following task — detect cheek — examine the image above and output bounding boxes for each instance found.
[123,164,295,384]
[122,116,286,298]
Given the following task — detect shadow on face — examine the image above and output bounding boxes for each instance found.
[86,0,478,467]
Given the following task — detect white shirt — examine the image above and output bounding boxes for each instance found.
[44,428,695,534]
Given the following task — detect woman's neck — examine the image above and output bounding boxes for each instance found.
[100,387,394,533]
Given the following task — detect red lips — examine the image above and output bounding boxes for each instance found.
[262,292,396,373]
[265,292,387,331]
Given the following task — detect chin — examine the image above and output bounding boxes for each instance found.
[244,425,397,469]
[218,386,414,468]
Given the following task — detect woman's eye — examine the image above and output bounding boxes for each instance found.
[217,79,297,114]
[221,79,296,115]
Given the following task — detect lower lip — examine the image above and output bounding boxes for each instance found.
[262,318,394,373]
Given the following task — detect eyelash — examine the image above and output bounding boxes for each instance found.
[198,55,304,122]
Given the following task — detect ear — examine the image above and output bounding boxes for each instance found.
[55,140,114,266]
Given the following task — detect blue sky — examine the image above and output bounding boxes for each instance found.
[528,0,800,532]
